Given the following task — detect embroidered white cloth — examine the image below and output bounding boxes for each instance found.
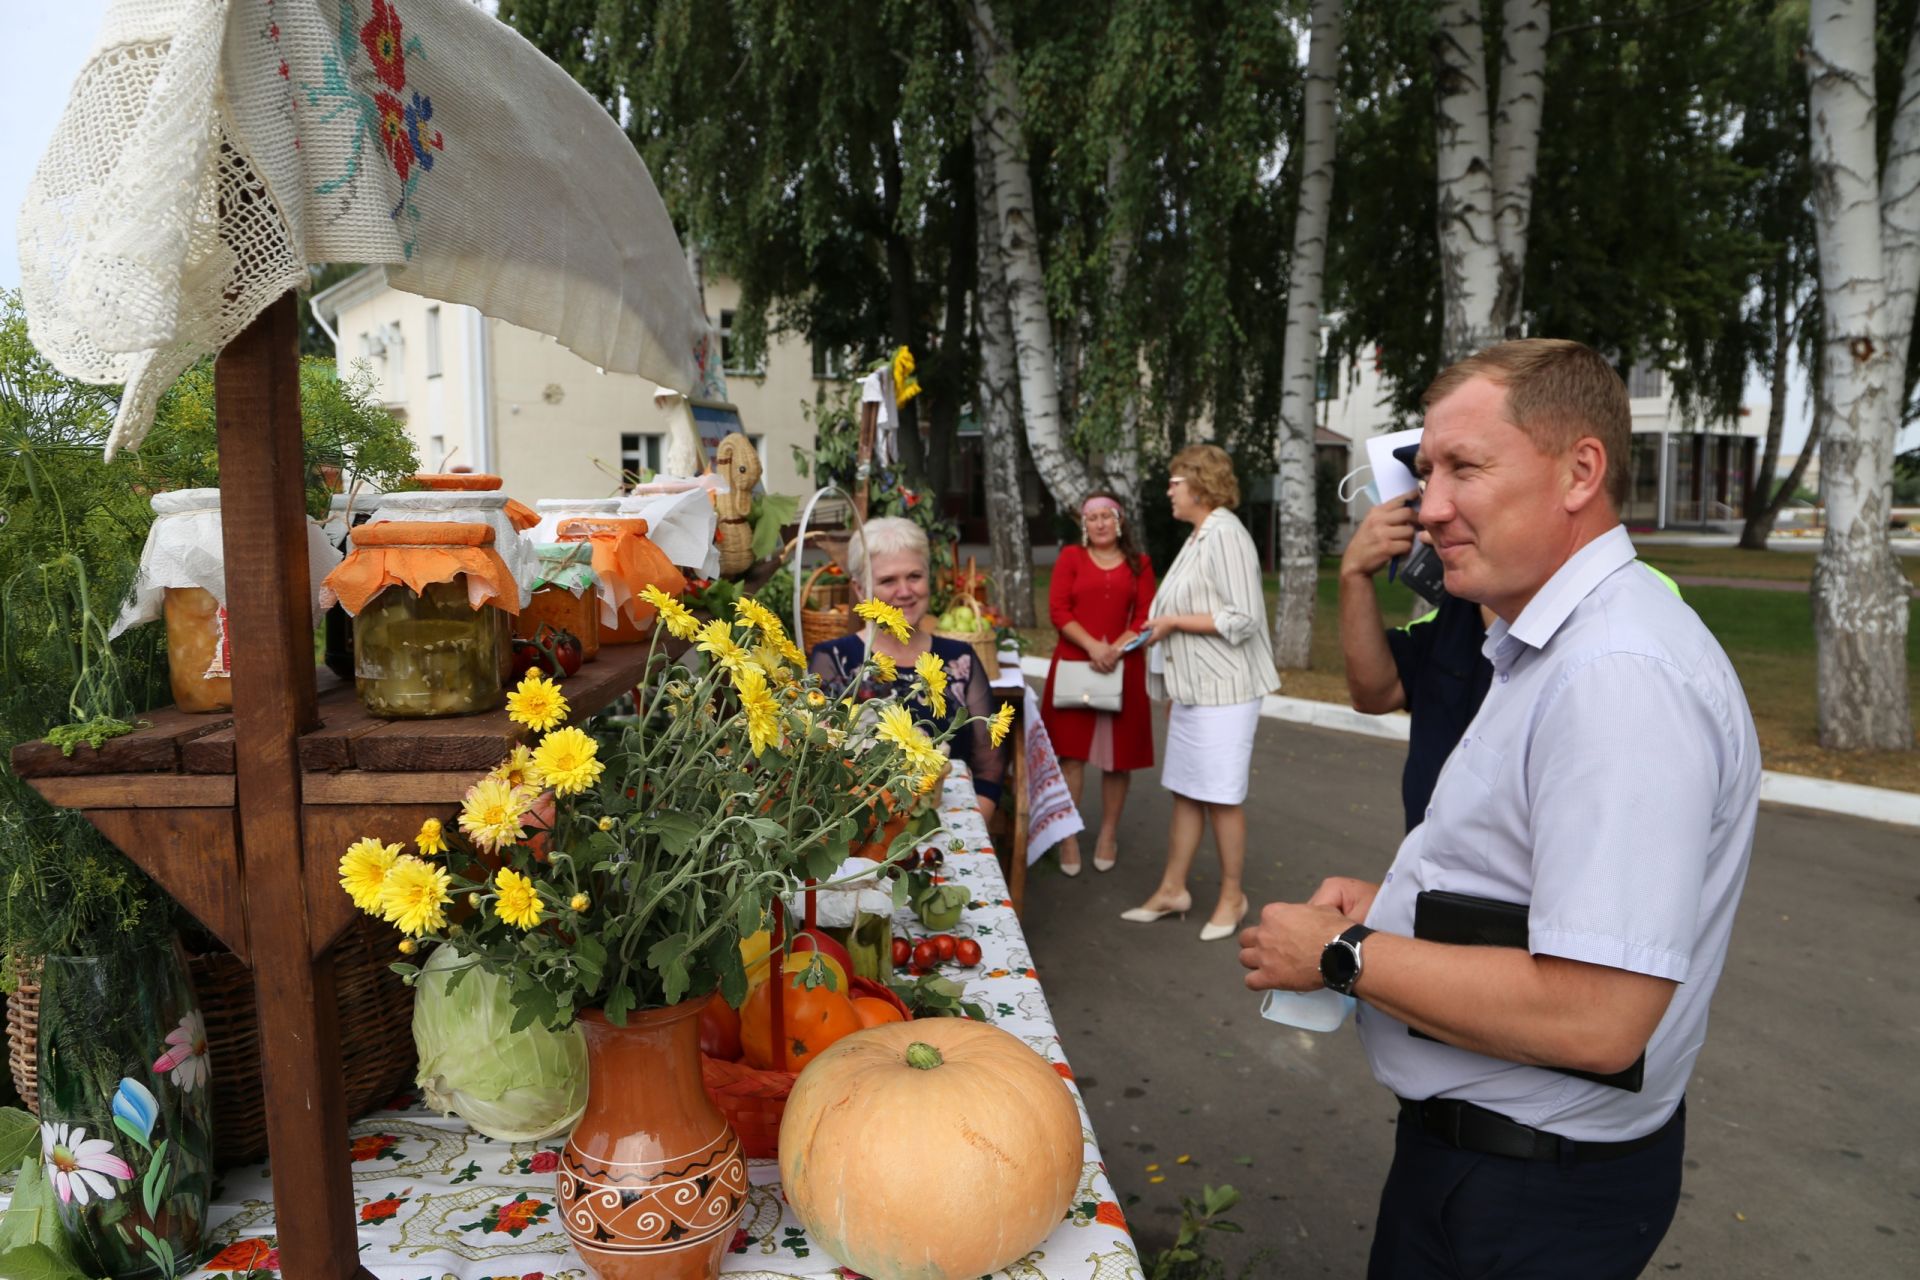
[18,0,706,457]
[1022,684,1085,864]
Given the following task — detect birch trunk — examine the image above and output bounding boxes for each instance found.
[1491,1,1548,328]
[969,0,1095,512]
[973,109,1037,627]
[1739,261,1800,550]
[1272,0,1344,669]
[1805,0,1915,750]
[1104,136,1146,535]
[1432,0,1504,363]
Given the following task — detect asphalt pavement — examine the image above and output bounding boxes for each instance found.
[1019,713,1920,1278]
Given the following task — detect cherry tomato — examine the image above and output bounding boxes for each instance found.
[954,938,983,967]
[932,935,957,962]
[891,937,912,968]
[912,939,940,971]
[921,849,944,869]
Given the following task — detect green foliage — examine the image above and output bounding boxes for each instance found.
[1142,1183,1271,1280]
[42,717,143,757]
[0,1154,91,1280]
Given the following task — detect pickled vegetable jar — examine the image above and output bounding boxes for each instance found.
[555,516,686,647]
[517,544,600,661]
[355,579,504,718]
[163,586,233,713]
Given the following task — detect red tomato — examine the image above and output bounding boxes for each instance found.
[932,935,957,962]
[912,939,940,971]
[891,937,912,968]
[954,938,983,967]
[698,992,741,1061]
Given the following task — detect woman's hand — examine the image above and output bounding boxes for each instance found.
[977,795,997,824]
[1144,615,1184,645]
[1087,640,1122,673]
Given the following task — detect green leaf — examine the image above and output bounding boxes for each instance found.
[0,1155,81,1271]
[0,1243,93,1280]
[0,1108,39,1170]
[141,1139,171,1218]
[648,813,702,856]
[603,983,636,1027]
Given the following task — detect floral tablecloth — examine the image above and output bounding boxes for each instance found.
[168,765,1141,1280]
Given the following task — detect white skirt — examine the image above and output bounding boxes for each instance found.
[1161,698,1263,805]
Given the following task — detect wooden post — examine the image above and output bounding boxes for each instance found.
[854,400,879,522]
[215,293,371,1280]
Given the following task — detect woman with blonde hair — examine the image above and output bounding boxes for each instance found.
[1126,444,1276,940]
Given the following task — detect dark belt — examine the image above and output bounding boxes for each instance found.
[1396,1096,1683,1164]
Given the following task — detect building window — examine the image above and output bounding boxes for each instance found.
[1316,354,1340,402]
[621,432,663,484]
[429,435,446,470]
[718,310,763,376]
[811,341,851,381]
[425,306,442,378]
[1627,361,1664,399]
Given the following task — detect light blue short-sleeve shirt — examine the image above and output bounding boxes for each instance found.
[1357,526,1761,1142]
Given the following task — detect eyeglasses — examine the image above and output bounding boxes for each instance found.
[1168,477,1187,486]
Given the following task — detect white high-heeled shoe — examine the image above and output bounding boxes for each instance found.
[1092,839,1118,873]
[1199,897,1249,942]
[1120,892,1191,923]
[1058,852,1083,878]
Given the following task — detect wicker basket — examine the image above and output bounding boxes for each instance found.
[7,914,417,1167]
[799,562,858,654]
[932,592,1000,680]
[701,975,909,1158]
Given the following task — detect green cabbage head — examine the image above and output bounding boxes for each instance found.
[413,944,588,1141]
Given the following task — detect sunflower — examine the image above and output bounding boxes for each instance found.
[339,838,401,912]
[494,868,544,931]
[641,585,700,640]
[989,701,1015,748]
[914,651,948,718]
[506,670,569,732]
[534,726,605,796]
[735,664,782,757]
[870,651,897,683]
[856,599,912,644]
[696,618,755,676]
[414,818,447,857]
[489,744,544,792]
[379,856,452,937]
[459,776,531,852]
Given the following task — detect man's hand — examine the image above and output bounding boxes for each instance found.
[1237,900,1357,993]
[1340,493,1418,580]
[1308,876,1381,922]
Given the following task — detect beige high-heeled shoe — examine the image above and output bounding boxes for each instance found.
[1092,838,1119,873]
[1199,897,1249,943]
[1120,891,1191,923]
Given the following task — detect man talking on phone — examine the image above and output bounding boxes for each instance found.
[1240,340,1761,1279]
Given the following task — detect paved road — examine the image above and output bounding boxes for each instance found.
[1021,714,1919,1277]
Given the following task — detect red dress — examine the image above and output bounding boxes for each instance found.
[1040,545,1158,770]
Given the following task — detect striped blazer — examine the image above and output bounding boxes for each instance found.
[1146,509,1278,706]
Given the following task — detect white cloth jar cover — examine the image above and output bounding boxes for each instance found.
[527,498,625,545]
[361,491,537,606]
[18,0,708,458]
[109,487,344,637]
[616,487,721,579]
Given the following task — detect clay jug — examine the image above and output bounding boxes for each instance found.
[558,1001,746,1280]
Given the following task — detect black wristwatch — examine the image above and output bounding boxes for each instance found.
[1319,924,1375,996]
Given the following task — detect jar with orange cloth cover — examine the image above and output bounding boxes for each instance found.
[553,516,687,646]
[517,542,601,662]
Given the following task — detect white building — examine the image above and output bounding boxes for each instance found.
[310,267,845,502]
[1317,341,1766,530]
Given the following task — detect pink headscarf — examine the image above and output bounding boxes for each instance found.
[1080,496,1122,519]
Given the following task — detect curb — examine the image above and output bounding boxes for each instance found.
[1016,656,1920,831]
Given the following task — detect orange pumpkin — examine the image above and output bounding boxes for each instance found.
[777,1020,1083,1279]
[851,997,904,1028]
[740,972,863,1070]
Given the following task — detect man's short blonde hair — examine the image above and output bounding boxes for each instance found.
[848,516,930,586]
[1422,339,1632,508]
[1168,443,1241,511]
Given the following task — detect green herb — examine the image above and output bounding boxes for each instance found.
[42,716,143,756]
[885,972,986,1022]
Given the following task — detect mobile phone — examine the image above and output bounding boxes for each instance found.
[1118,632,1151,654]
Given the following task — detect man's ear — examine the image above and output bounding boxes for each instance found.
[1564,437,1608,513]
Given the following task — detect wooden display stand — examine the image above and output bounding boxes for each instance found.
[6,294,648,1280]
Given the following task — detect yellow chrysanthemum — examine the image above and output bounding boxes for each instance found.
[989,700,1015,748]
[914,651,948,718]
[641,584,700,640]
[856,599,912,644]
[876,704,940,771]
[534,725,605,796]
[494,868,544,931]
[753,643,793,683]
[914,768,943,795]
[735,664,782,757]
[570,893,591,913]
[506,670,569,732]
[597,815,615,832]
[735,596,781,637]
[414,818,447,856]
[489,744,545,792]
[807,689,827,708]
[870,652,897,683]
[459,776,531,852]
[339,837,402,913]
[398,938,417,955]
[696,618,755,676]
[379,855,452,937]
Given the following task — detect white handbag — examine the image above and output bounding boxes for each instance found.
[1052,660,1124,712]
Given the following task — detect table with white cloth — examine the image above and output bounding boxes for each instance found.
[46,764,1140,1280]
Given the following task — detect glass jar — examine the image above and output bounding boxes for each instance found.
[824,910,893,984]
[556,516,659,647]
[354,579,505,718]
[162,586,233,713]
[518,543,601,661]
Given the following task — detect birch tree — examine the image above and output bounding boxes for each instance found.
[1272,0,1344,668]
[973,110,1037,626]
[1803,0,1917,750]
[1432,0,1549,364]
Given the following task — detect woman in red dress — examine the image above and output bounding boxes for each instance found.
[1040,493,1158,875]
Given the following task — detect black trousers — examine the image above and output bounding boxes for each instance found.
[1366,1106,1685,1279]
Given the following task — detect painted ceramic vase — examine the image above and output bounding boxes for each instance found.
[558,1001,747,1280]
[35,941,214,1279]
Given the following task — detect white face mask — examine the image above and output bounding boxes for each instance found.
[1337,464,1378,506]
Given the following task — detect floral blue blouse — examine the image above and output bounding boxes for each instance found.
[808,633,1005,804]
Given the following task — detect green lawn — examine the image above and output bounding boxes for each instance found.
[1017,559,1920,793]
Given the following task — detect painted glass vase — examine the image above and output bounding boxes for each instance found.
[35,941,214,1279]
[558,1001,747,1280]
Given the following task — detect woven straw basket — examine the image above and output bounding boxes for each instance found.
[932,591,1000,680]
[799,561,857,655]
[7,914,417,1167]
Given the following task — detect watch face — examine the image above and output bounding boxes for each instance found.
[1320,940,1360,993]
